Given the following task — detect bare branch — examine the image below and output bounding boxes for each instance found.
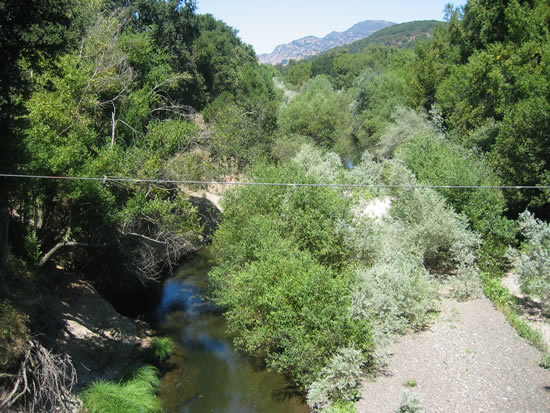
[38,241,107,267]
[120,231,168,247]
[0,339,77,412]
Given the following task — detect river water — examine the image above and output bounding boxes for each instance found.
[155,249,308,413]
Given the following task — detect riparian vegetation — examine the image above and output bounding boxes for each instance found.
[1,1,550,412]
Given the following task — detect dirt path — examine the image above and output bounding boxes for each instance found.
[357,297,550,413]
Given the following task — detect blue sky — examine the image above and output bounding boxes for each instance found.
[196,0,468,54]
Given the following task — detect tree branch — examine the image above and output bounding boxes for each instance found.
[38,241,107,267]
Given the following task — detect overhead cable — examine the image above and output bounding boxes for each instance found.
[1,173,549,190]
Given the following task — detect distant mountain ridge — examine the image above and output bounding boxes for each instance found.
[258,20,395,65]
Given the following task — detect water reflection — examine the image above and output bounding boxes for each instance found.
[156,250,308,413]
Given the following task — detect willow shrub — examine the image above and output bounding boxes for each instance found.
[394,125,515,271]
[307,347,365,411]
[507,211,550,306]
[210,160,372,388]
[210,223,372,388]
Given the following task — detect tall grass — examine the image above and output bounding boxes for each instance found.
[80,365,162,413]
[150,336,175,362]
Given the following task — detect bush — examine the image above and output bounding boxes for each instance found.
[448,264,483,301]
[539,354,550,369]
[1,338,76,412]
[395,391,423,413]
[271,133,314,163]
[351,260,437,340]
[0,301,29,369]
[278,76,353,151]
[211,233,373,388]
[481,274,513,306]
[209,159,374,388]
[507,211,550,304]
[324,400,357,413]
[307,347,365,411]
[81,365,162,413]
[376,107,436,159]
[394,127,515,270]
[293,144,344,184]
[351,69,415,152]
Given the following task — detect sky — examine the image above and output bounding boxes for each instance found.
[195,0,468,55]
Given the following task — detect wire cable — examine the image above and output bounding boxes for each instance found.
[1,173,549,190]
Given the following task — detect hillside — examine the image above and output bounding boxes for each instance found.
[258,20,394,65]
[343,20,444,53]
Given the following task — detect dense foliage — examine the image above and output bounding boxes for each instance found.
[2,1,550,412]
[0,0,282,411]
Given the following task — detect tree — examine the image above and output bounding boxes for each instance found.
[0,0,96,276]
[279,76,353,151]
[351,68,415,152]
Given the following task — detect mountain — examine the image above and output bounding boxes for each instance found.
[258,20,395,65]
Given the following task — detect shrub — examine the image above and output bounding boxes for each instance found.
[395,391,423,413]
[278,76,353,150]
[389,183,481,273]
[149,336,175,362]
[293,144,344,184]
[307,347,365,411]
[271,133,314,163]
[211,233,373,388]
[395,127,515,271]
[81,365,162,413]
[539,354,550,369]
[481,274,513,306]
[449,264,483,301]
[351,69,415,152]
[1,337,76,412]
[351,260,437,341]
[0,301,30,369]
[345,150,384,190]
[324,400,357,413]
[376,107,436,159]
[507,211,550,305]
[405,379,417,388]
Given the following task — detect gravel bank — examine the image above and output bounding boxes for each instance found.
[357,297,550,413]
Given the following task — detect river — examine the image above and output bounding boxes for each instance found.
[154,249,308,413]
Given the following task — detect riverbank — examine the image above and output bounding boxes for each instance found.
[50,280,153,391]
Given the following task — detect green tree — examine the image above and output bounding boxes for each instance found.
[351,68,415,151]
[286,61,312,87]
[278,76,353,152]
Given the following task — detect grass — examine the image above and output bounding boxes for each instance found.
[481,273,548,353]
[150,336,176,362]
[80,365,162,413]
[325,400,356,413]
[404,378,417,388]
[539,354,550,369]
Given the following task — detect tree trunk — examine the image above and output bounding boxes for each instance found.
[0,207,8,278]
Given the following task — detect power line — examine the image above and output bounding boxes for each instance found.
[1,173,549,190]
